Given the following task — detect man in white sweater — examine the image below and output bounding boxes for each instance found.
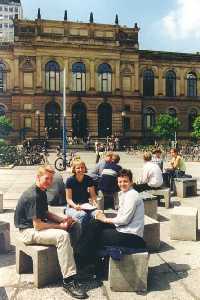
[134,151,163,193]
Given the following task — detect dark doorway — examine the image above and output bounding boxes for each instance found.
[98,102,112,137]
[45,101,61,138]
[72,101,87,138]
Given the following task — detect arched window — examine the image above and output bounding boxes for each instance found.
[143,107,155,130]
[98,102,112,137]
[98,63,112,93]
[0,63,6,93]
[72,62,86,92]
[166,70,176,97]
[0,105,6,116]
[187,72,197,97]
[45,61,60,92]
[188,108,198,130]
[143,69,154,96]
[168,108,177,118]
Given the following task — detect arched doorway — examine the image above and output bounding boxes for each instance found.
[45,101,61,138]
[98,102,112,137]
[72,102,87,138]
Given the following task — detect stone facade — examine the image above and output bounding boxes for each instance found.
[0,17,199,143]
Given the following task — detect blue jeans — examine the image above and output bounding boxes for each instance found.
[65,206,96,228]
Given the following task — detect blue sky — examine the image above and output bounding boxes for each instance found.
[21,0,200,53]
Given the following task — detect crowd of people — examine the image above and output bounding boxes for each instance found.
[14,147,187,299]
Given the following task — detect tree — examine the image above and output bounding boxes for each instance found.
[0,116,13,138]
[192,116,200,138]
[153,113,181,140]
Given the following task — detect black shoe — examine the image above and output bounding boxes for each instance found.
[63,277,88,299]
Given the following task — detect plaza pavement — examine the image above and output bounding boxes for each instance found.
[1,151,200,299]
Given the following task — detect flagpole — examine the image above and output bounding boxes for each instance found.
[62,68,67,167]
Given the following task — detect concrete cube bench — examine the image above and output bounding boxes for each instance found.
[170,206,198,241]
[0,221,10,253]
[140,192,158,219]
[144,215,160,251]
[148,188,171,209]
[109,251,149,292]
[0,191,3,213]
[15,238,61,288]
[174,178,197,198]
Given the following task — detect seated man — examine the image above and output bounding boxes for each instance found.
[98,153,122,209]
[14,165,87,299]
[134,151,163,193]
[88,151,113,192]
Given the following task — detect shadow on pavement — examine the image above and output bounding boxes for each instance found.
[0,287,9,300]
[148,262,189,291]
[0,250,15,268]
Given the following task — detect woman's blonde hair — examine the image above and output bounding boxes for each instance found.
[37,165,55,176]
[71,160,87,174]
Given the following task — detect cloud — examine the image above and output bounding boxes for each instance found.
[162,0,200,40]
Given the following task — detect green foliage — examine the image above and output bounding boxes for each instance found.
[0,138,7,147]
[192,116,200,138]
[0,116,13,138]
[153,114,181,140]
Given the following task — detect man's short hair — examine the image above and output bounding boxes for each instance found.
[112,153,120,163]
[117,169,133,182]
[143,151,152,161]
[37,165,55,176]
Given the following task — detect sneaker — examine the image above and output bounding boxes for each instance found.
[63,277,88,299]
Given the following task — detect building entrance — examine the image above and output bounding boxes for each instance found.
[45,101,61,138]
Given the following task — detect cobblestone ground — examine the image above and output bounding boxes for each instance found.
[1,151,200,299]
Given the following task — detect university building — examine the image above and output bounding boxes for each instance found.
[0,0,23,43]
[0,11,200,143]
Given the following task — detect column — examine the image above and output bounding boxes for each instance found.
[115,61,120,94]
[134,62,139,94]
[36,56,42,89]
[13,56,19,91]
[158,67,163,95]
[180,68,185,96]
[89,59,95,91]
[64,58,69,92]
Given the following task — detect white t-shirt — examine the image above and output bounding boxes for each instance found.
[112,189,144,237]
[142,161,163,188]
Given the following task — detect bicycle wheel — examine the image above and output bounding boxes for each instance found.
[55,157,66,171]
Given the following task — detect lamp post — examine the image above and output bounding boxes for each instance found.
[121,110,126,137]
[35,110,40,140]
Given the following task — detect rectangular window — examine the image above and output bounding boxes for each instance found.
[4,23,8,28]
[0,7,2,12]
[15,7,18,12]
[4,7,8,12]
[0,24,2,28]
[24,103,32,110]
[9,7,13,12]
[9,24,13,28]
[24,117,32,129]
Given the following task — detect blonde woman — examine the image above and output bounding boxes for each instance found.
[65,160,97,226]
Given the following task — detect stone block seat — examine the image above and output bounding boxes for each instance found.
[0,191,3,213]
[0,221,10,253]
[144,215,160,251]
[109,251,149,292]
[170,206,198,241]
[140,191,158,219]
[97,246,149,292]
[174,178,197,198]
[15,238,61,288]
[148,187,171,209]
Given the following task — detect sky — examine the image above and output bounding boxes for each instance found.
[21,0,200,54]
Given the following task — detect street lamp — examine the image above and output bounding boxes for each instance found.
[35,110,40,140]
[121,110,127,150]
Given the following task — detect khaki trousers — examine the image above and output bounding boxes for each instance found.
[18,223,80,279]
